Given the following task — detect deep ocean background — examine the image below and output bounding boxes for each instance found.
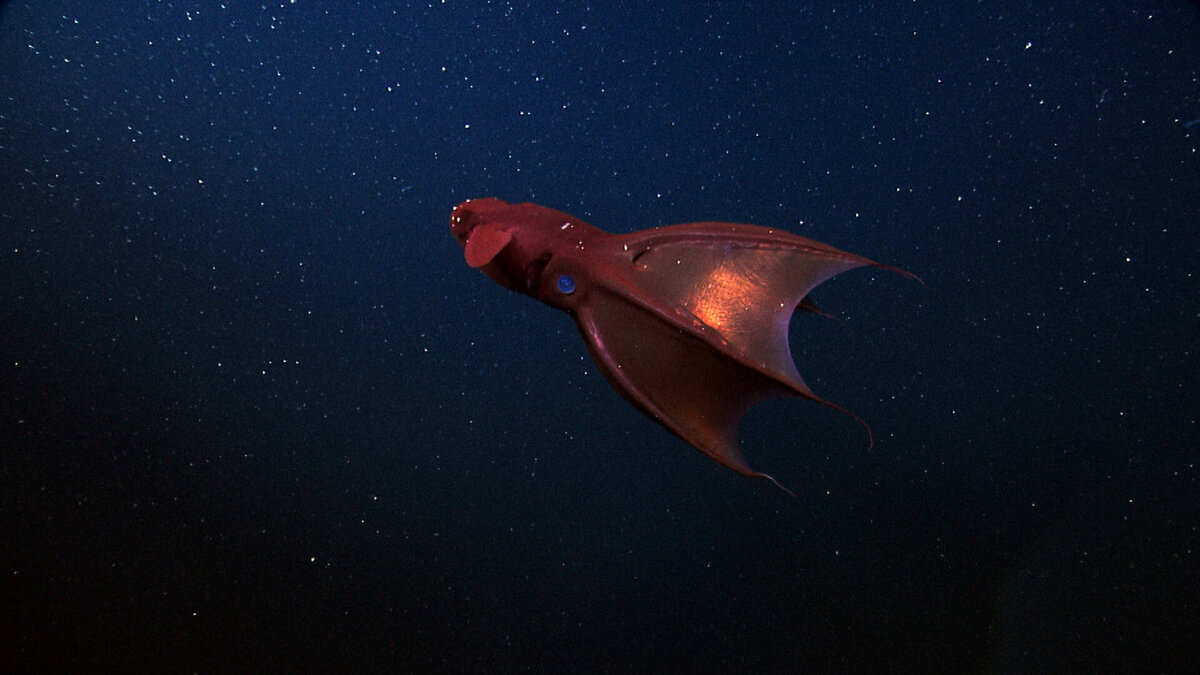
[3,1,1199,672]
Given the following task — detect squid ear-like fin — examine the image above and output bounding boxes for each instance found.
[464,225,513,268]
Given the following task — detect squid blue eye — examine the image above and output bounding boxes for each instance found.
[556,274,576,295]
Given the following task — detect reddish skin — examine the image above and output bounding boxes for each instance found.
[451,197,914,494]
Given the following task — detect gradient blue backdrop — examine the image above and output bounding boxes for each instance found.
[2,2,1198,672]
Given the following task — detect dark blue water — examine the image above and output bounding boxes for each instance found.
[3,2,1198,672]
